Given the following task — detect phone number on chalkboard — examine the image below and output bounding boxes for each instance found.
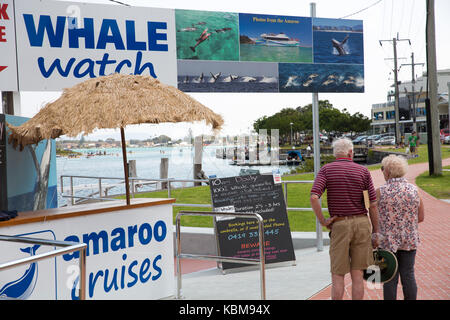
[227,228,280,241]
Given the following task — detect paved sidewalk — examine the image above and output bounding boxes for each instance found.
[176,247,332,300]
[310,158,450,300]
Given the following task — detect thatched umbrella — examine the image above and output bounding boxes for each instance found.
[7,73,223,205]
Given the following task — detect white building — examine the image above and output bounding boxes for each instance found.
[371,69,450,137]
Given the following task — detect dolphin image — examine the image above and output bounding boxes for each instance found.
[222,74,238,83]
[0,244,41,299]
[215,27,232,33]
[283,76,299,88]
[308,73,319,79]
[199,72,204,82]
[322,79,335,86]
[183,76,189,83]
[209,72,221,83]
[190,28,211,52]
[241,76,257,83]
[177,26,198,32]
[260,76,277,83]
[302,78,314,87]
[331,34,350,55]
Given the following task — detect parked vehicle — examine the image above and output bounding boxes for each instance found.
[319,134,328,142]
[376,136,396,145]
[440,128,450,137]
[367,134,381,142]
[444,135,450,145]
[352,135,367,144]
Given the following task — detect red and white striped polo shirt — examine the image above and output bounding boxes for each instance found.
[310,158,376,217]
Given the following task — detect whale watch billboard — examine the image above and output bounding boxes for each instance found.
[2,0,364,93]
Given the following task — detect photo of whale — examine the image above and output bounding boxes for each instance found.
[312,17,364,64]
[279,63,364,93]
[175,10,240,61]
[239,13,313,63]
[177,60,279,92]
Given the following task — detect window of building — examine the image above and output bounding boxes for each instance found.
[373,112,384,120]
[386,111,395,119]
[416,107,426,116]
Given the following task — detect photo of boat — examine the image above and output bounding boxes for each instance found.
[256,32,300,47]
[239,13,312,63]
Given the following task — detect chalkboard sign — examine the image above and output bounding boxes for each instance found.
[210,174,296,270]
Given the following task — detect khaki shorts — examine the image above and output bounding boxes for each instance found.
[329,215,373,275]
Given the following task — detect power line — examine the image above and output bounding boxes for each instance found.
[108,0,130,6]
[339,0,383,19]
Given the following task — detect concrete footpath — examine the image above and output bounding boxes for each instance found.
[175,157,450,300]
[178,246,331,300]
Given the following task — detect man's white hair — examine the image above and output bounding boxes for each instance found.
[332,138,354,157]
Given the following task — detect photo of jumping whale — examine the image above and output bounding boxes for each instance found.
[312,17,363,64]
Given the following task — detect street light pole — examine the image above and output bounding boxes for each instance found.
[290,122,293,146]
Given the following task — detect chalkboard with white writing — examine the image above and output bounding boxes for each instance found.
[210,174,296,270]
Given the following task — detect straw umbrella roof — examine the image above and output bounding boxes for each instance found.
[7,73,224,150]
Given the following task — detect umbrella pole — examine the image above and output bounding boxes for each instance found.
[120,127,131,205]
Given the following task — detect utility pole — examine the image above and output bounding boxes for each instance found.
[380,34,410,145]
[425,0,442,175]
[401,52,424,131]
[310,2,323,252]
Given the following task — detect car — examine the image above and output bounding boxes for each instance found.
[444,135,450,145]
[366,134,381,142]
[319,134,328,142]
[377,136,396,145]
[352,135,367,144]
[440,128,450,137]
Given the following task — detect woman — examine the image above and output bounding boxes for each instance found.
[377,155,424,300]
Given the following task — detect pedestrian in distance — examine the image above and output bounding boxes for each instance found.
[408,131,420,158]
[376,155,424,300]
[310,138,380,300]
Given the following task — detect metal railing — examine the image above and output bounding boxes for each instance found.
[175,210,266,300]
[60,175,328,250]
[60,175,209,205]
[0,235,87,300]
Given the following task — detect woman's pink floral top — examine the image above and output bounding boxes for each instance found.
[378,178,420,252]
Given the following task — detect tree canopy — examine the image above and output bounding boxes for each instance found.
[253,100,371,141]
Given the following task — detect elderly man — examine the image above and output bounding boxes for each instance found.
[310,138,380,300]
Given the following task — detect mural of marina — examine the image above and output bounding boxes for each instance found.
[239,13,313,63]
[177,60,279,92]
[175,10,240,61]
[278,63,364,93]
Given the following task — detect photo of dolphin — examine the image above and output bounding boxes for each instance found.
[176,9,240,61]
[279,62,364,93]
[0,245,41,299]
[209,72,221,83]
[190,28,212,52]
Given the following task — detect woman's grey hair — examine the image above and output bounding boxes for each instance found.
[332,138,354,157]
[381,154,408,178]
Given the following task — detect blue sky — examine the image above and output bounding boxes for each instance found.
[239,13,312,46]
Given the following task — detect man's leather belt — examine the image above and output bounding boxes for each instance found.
[333,214,367,222]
